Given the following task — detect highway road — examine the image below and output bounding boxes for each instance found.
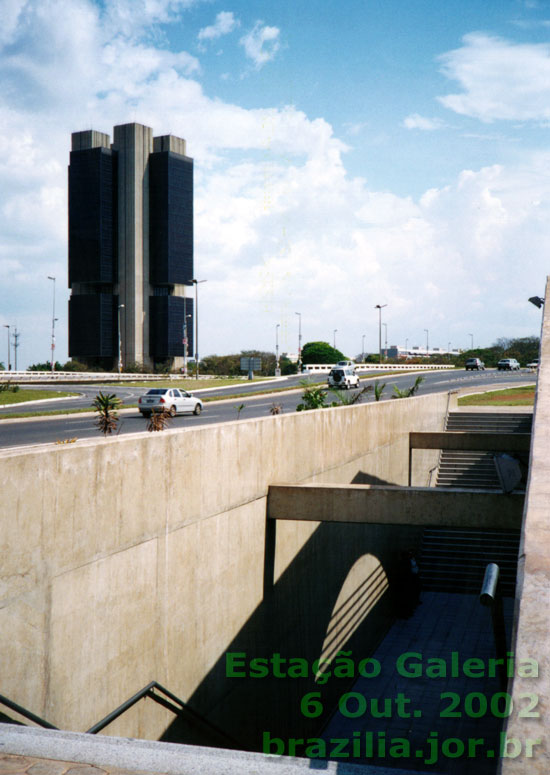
[0,369,536,450]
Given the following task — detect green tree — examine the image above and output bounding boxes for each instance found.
[301,341,346,364]
[280,355,298,375]
[28,361,63,371]
[62,359,89,372]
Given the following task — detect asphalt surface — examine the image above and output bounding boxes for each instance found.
[0,369,536,450]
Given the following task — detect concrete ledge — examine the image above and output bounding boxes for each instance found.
[0,725,424,775]
[409,431,531,452]
[267,483,524,528]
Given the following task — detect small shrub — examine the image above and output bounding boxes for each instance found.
[296,382,329,411]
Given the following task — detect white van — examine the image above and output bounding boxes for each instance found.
[328,367,360,389]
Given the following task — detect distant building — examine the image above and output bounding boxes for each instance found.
[385,345,460,359]
[68,123,194,371]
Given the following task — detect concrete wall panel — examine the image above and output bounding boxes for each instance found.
[0,391,449,741]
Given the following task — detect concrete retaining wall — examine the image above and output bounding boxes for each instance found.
[500,282,550,774]
[0,391,450,747]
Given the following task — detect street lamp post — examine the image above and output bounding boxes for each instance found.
[424,328,429,355]
[405,338,408,353]
[47,276,56,372]
[469,333,474,350]
[183,313,192,376]
[374,304,387,364]
[117,304,125,374]
[333,329,337,350]
[383,323,388,359]
[295,312,302,371]
[192,279,207,380]
[362,334,365,362]
[3,325,10,371]
[275,323,280,376]
[12,328,19,371]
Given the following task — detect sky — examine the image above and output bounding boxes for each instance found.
[1,0,549,368]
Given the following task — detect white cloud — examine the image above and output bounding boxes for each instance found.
[438,33,550,121]
[198,11,239,42]
[239,21,280,69]
[101,0,203,39]
[403,113,446,130]
[0,1,548,367]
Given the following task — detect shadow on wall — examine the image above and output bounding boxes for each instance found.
[350,471,395,486]
[160,517,424,752]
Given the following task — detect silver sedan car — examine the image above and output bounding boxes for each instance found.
[138,388,203,417]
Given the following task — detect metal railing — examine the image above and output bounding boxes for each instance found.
[0,694,58,729]
[0,681,240,748]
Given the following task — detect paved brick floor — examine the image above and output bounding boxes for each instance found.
[323,591,515,775]
[0,754,163,775]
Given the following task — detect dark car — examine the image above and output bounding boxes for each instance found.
[465,358,485,371]
[497,359,520,371]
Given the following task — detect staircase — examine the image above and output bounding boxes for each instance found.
[419,527,521,596]
[422,411,530,596]
[435,411,532,489]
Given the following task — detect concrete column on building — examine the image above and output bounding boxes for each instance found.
[113,123,154,369]
[71,130,111,152]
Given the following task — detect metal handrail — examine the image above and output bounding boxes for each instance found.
[1,682,240,748]
[0,694,58,729]
[86,681,240,747]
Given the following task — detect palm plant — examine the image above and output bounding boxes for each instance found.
[147,408,171,432]
[329,385,372,406]
[392,375,425,399]
[373,381,386,401]
[92,392,122,436]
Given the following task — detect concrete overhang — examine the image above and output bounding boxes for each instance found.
[267,483,524,529]
[409,431,531,452]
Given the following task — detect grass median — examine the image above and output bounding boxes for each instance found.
[458,385,535,406]
[0,389,78,405]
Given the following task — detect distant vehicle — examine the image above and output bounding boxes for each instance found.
[465,358,485,371]
[336,360,356,369]
[138,388,203,417]
[526,358,539,369]
[328,367,360,389]
[497,358,520,371]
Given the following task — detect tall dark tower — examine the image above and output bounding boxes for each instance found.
[68,123,194,371]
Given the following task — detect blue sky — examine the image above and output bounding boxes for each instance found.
[1,0,549,367]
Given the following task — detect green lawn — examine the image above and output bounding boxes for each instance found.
[0,388,78,405]
[458,386,535,406]
[122,377,275,389]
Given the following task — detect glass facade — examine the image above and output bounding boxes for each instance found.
[149,296,194,360]
[68,147,116,285]
[149,151,194,286]
[68,294,117,357]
